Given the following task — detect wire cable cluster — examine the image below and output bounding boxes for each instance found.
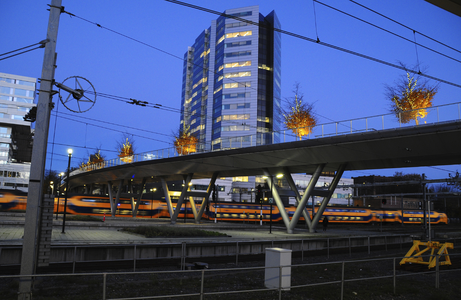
[0,40,48,61]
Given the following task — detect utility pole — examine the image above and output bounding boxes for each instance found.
[422,173,428,239]
[18,1,62,299]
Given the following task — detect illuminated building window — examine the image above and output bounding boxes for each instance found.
[214,85,223,94]
[226,31,252,38]
[222,125,250,131]
[224,82,251,89]
[225,71,251,78]
[233,176,249,182]
[224,61,251,68]
[217,35,225,44]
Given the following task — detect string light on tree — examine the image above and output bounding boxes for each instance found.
[386,68,438,125]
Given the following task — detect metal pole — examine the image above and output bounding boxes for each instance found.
[103,273,107,300]
[62,150,72,233]
[270,174,273,233]
[422,174,427,239]
[200,270,205,300]
[18,1,62,298]
[341,261,345,300]
[55,175,61,220]
[428,196,432,241]
[393,258,396,294]
[401,193,404,226]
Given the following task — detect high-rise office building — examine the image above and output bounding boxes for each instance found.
[180,6,281,201]
[0,72,36,191]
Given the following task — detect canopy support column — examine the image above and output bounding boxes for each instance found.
[288,164,325,232]
[195,172,219,224]
[263,169,292,233]
[310,164,347,232]
[132,177,147,217]
[107,181,114,216]
[171,173,193,224]
[112,179,124,217]
[161,177,174,217]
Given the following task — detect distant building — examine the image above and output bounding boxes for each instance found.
[0,72,36,192]
[282,174,353,206]
[353,175,422,209]
[180,5,281,201]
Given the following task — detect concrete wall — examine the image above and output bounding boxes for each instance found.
[0,235,412,268]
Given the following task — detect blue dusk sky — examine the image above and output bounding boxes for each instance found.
[1,0,460,181]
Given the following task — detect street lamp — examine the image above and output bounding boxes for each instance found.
[61,148,73,233]
[263,173,283,234]
[56,172,64,220]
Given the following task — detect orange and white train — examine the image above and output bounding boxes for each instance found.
[0,189,448,225]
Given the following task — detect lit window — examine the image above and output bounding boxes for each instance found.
[233,176,249,182]
[224,82,251,89]
[224,61,251,68]
[226,31,252,39]
[214,85,223,94]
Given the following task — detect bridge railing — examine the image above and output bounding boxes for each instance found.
[70,102,461,176]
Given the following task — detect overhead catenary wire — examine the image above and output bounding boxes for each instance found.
[63,4,461,96]
[56,110,173,139]
[53,2,461,177]
[51,112,174,145]
[349,0,461,55]
[164,0,461,89]
[313,0,461,65]
[0,40,48,61]
[61,2,461,140]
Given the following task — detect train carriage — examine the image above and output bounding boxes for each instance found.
[0,189,448,225]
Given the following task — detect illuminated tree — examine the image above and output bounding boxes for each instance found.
[81,149,105,169]
[282,83,317,140]
[174,125,198,155]
[118,138,135,163]
[386,69,438,125]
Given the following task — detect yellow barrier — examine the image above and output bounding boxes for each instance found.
[400,240,453,269]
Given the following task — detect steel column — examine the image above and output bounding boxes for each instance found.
[132,177,147,217]
[263,169,291,232]
[107,181,114,215]
[288,164,325,232]
[311,164,346,231]
[171,173,193,224]
[112,180,124,217]
[284,169,312,227]
[195,172,219,224]
[161,177,174,217]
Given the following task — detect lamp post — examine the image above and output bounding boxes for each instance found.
[264,174,283,234]
[56,172,64,220]
[61,149,73,233]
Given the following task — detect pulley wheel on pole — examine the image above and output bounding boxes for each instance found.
[57,76,96,113]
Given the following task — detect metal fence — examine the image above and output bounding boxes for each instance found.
[71,102,461,176]
[0,234,413,272]
[3,252,460,300]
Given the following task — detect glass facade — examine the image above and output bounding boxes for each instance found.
[179,6,281,202]
[0,72,36,192]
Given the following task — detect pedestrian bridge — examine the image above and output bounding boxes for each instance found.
[68,103,461,233]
